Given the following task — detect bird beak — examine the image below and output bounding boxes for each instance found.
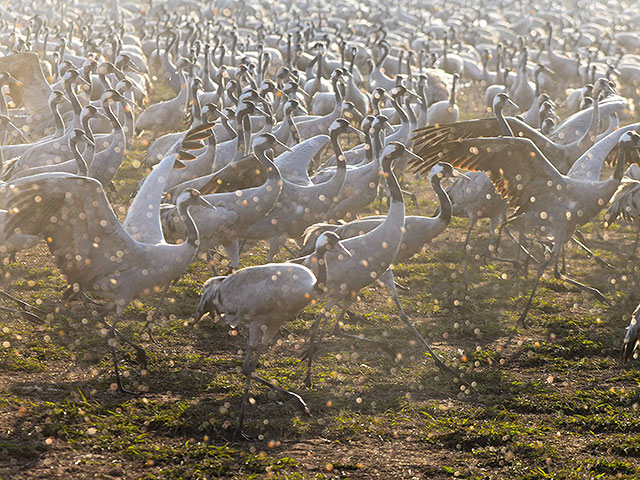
[452,170,471,180]
[347,125,365,137]
[540,66,554,76]
[77,76,91,87]
[95,111,110,122]
[295,105,308,115]
[384,123,395,135]
[274,138,293,152]
[81,132,95,147]
[297,88,312,99]
[334,241,352,258]
[406,89,421,100]
[197,195,216,210]
[506,99,519,110]
[405,150,422,162]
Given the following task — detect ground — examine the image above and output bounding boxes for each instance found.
[2,83,640,480]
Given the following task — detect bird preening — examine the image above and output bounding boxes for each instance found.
[3,0,640,457]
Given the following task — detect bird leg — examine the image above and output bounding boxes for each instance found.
[0,290,44,323]
[552,261,610,305]
[629,225,640,260]
[102,315,148,368]
[401,189,418,206]
[461,221,475,294]
[108,317,137,395]
[381,270,451,372]
[517,256,551,328]
[571,232,614,270]
[141,282,173,343]
[251,374,310,415]
[304,305,338,388]
[591,220,605,240]
[0,305,43,324]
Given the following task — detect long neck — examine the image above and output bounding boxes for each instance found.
[255,146,281,181]
[577,88,601,147]
[372,127,384,159]
[613,147,628,181]
[52,101,64,136]
[81,115,95,143]
[432,175,451,224]
[286,111,301,144]
[449,77,456,107]
[313,245,329,294]
[65,81,82,115]
[383,156,403,204]
[495,105,514,136]
[72,141,88,176]
[178,200,200,247]
[330,130,346,168]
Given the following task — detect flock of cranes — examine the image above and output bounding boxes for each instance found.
[1,0,640,437]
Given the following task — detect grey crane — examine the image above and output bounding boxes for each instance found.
[411,129,640,326]
[413,80,616,174]
[195,231,350,437]
[296,142,451,386]
[621,304,640,364]
[161,133,287,270]
[3,132,216,393]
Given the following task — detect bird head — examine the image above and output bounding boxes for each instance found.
[493,93,519,113]
[316,231,351,258]
[429,162,469,182]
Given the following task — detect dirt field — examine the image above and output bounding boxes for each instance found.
[2,85,640,480]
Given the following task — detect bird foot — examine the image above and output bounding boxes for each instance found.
[232,427,255,442]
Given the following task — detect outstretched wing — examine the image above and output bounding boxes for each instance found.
[411,137,566,211]
[412,117,553,161]
[621,304,640,364]
[4,174,137,288]
[124,123,215,243]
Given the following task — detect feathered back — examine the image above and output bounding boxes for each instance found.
[605,178,640,226]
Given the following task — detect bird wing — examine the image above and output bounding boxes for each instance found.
[5,174,138,288]
[605,178,640,225]
[411,137,566,211]
[412,116,558,167]
[124,123,215,243]
[0,53,53,123]
[275,134,329,185]
[621,304,640,363]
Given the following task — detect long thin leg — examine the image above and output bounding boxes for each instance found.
[630,225,640,260]
[0,290,45,313]
[141,282,172,343]
[517,257,551,327]
[553,262,610,305]
[0,305,42,323]
[462,220,475,294]
[380,270,451,372]
[305,309,328,388]
[109,316,137,395]
[571,232,614,269]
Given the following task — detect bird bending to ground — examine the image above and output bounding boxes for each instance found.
[195,231,351,437]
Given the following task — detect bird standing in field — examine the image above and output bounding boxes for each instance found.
[411,128,640,326]
[3,128,217,393]
[195,231,351,437]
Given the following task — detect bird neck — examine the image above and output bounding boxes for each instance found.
[286,111,301,145]
[432,175,451,224]
[72,141,88,176]
[391,96,409,123]
[255,146,281,181]
[372,127,384,159]
[364,130,373,162]
[613,147,628,181]
[382,156,403,204]
[330,131,347,170]
[495,105,514,137]
[449,77,457,107]
[313,246,329,294]
[177,199,200,247]
[65,81,82,115]
[52,101,65,135]
[577,87,601,147]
